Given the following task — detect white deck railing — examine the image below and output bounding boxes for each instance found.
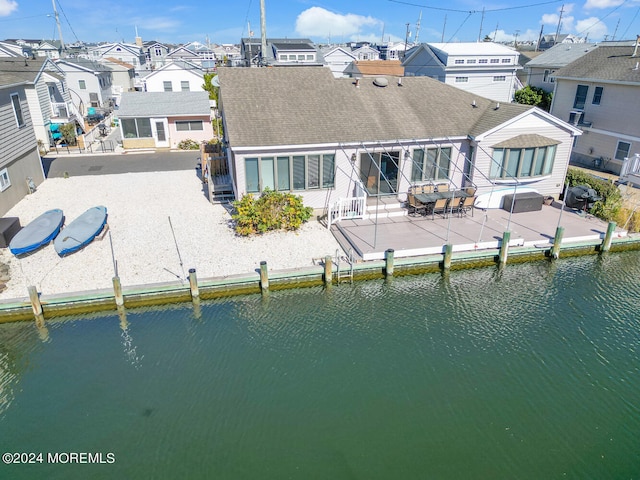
[619,153,640,183]
[327,196,366,228]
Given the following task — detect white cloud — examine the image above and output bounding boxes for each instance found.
[0,0,18,16]
[584,0,626,8]
[295,7,382,40]
[575,17,608,38]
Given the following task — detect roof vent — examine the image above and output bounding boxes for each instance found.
[494,103,501,110]
[373,77,388,87]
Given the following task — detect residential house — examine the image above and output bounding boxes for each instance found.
[352,45,380,61]
[320,46,357,78]
[182,42,217,69]
[525,43,597,92]
[0,69,46,216]
[117,91,213,150]
[344,60,404,78]
[165,46,203,66]
[403,42,521,103]
[0,42,19,57]
[217,67,580,212]
[55,58,114,113]
[377,42,411,60]
[34,40,62,60]
[550,40,640,173]
[240,38,321,67]
[84,42,146,69]
[142,60,204,93]
[0,57,83,151]
[143,41,171,70]
[100,57,136,105]
[211,44,242,66]
[538,34,586,51]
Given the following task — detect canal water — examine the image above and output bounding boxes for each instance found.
[1,253,639,479]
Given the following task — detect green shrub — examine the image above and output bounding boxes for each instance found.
[232,188,313,236]
[565,167,622,221]
[177,139,200,150]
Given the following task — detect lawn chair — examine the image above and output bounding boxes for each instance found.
[421,184,435,194]
[407,193,426,216]
[458,195,476,217]
[436,183,450,192]
[431,197,449,219]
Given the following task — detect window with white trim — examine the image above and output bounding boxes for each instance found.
[163,81,173,92]
[78,79,86,89]
[411,147,451,181]
[478,59,488,64]
[454,59,464,64]
[181,81,190,91]
[592,86,603,105]
[493,76,506,82]
[573,84,588,109]
[615,141,631,161]
[244,154,335,193]
[455,77,468,83]
[466,59,476,64]
[490,145,556,179]
[490,58,500,64]
[501,58,510,63]
[175,120,203,131]
[10,93,24,128]
[0,168,10,192]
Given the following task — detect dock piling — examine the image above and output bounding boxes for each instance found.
[324,255,333,286]
[188,268,199,300]
[498,231,511,265]
[601,221,617,253]
[385,249,395,277]
[28,285,45,327]
[551,226,565,259]
[443,244,453,270]
[259,261,269,293]
[112,276,124,308]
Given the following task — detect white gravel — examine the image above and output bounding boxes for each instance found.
[0,170,343,302]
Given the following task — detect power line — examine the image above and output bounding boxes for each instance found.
[55,0,80,44]
[387,0,564,14]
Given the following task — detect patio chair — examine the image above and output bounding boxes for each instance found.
[431,197,449,220]
[421,184,435,194]
[436,183,450,192]
[458,195,476,217]
[465,186,477,196]
[407,193,427,216]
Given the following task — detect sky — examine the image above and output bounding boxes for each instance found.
[1,0,639,47]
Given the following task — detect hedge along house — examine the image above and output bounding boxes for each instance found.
[117,91,213,150]
[216,67,581,221]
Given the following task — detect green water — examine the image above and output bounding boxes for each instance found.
[1,254,639,479]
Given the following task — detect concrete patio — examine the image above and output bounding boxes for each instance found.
[331,202,628,261]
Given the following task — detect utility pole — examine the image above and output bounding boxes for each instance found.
[514,30,520,49]
[493,22,499,42]
[259,0,267,66]
[442,15,447,43]
[52,0,65,51]
[403,23,410,59]
[612,19,620,41]
[536,25,544,51]
[415,11,422,44]
[478,7,485,43]
[554,5,564,46]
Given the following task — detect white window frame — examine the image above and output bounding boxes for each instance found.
[493,76,506,82]
[615,141,631,161]
[478,59,488,64]
[175,120,204,131]
[0,168,10,191]
[181,81,190,91]
[78,79,86,89]
[10,93,25,128]
[455,77,469,83]
[501,58,510,63]
[466,59,476,64]
[454,59,464,64]
[490,58,500,64]
[163,81,173,92]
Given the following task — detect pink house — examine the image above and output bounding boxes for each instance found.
[117,91,213,150]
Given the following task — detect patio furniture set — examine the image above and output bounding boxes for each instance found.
[407,184,477,219]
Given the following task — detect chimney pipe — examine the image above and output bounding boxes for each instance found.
[633,35,640,57]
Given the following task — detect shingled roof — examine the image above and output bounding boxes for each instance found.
[0,57,46,87]
[118,91,211,117]
[553,45,640,83]
[217,66,532,148]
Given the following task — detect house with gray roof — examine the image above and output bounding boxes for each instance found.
[142,60,204,93]
[549,40,640,173]
[117,91,213,150]
[240,38,321,67]
[525,43,598,92]
[0,61,46,216]
[54,58,114,114]
[217,66,581,213]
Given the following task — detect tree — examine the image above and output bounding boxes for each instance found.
[514,85,553,111]
[202,73,218,103]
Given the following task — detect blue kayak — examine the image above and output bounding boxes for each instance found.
[9,209,64,256]
[54,206,108,256]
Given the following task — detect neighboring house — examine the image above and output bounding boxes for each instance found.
[211,44,242,66]
[538,34,586,51]
[84,42,146,69]
[34,40,62,59]
[55,58,114,114]
[550,40,640,173]
[320,46,357,78]
[142,60,204,92]
[377,42,410,60]
[0,57,83,150]
[0,42,19,57]
[344,60,404,78]
[525,43,597,92]
[217,67,581,211]
[403,42,521,103]
[0,70,45,216]
[240,38,321,67]
[352,45,381,61]
[143,41,171,70]
[100,57,136,105]
[117,91,213,150]
[166,46,202,66]
[183,42,217,69]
